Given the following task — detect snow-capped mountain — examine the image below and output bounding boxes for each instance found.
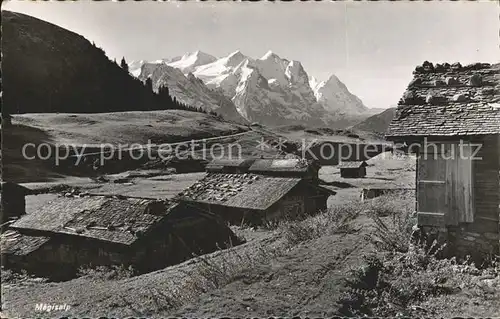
[137,62,247,123]
[129,60,148,77]
[129,58,174,77]
[130,50,371,127]
[168,51,217,74]
[313,74,367,114]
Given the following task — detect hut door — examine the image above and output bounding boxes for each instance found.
[445,144,474,224]
[417,143,474,227]
[417,148,447,226]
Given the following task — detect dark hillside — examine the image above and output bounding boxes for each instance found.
[1,10,172,115]
[353,107,396,135]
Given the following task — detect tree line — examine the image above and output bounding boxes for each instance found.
[1,24,222,125]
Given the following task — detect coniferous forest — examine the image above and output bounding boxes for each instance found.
[1,11,218,120]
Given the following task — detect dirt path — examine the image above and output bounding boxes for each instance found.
[173,216,375,317]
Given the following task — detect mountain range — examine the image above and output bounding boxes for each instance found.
[130,50,379,128]
[2,10,387,131]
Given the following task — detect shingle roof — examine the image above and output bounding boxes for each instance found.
[10,195,176,245]
[386,62,500,137]
[248,159,311,173]
[178,173,302,210]
[337,161,368,169]
[1,230,50,256]
[205,158,256,172]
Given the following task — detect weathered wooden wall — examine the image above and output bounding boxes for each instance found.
[416,135,500,260]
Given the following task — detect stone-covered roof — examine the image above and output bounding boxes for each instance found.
[205,158,256,172]
[10,195,176,245]
[178,173,302,210]
[337,161,368,169]
[386,62,500,138]
[248,159,311,174]
[1,230,50,256]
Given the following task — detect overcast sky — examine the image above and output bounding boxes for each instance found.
[3,0,499,109]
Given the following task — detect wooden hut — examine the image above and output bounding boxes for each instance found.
[386,61,500,260]
[0,182,30,226]
[300,140,388,166]
[178,158,334,225]
[338,161,368,178]
[1,195,241,279]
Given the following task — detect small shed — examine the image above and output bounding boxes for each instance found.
[178,172,334,225]
[2,194,241,279]
[386,61,500,260]
[0,182,30,225]
[338,161,368,178]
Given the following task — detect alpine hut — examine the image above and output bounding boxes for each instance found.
[1,194,241,279]
[338,161,368,178]
[0,182,30,226]
[386,61,500,260]
[178,158,335,225]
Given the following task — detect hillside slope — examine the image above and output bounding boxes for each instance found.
[353,108,396,134]
[2,110,248,183]
[1,11,171,115]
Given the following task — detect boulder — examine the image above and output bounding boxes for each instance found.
[414,65,425,73]
[422,61,434,70]
[425,94,436,104]
[409,77,423,87]
[465,62,490,70]
[469,74,483,86]
[433,79,446,87]
[434,63,446,72]
[425,94,446,105]
[445,77,460,85]
[481,87,496,95]
[452,93,467,102]
[401,90,416,104]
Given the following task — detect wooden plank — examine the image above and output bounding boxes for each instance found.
[445,149,459,226]
[417,183,446,215]
[417,212,445,227]
[475,215,499,222]
[418,153,446,182]
[459,145,474,223]
[417,148,447,227]
[418,180,446,184]
[445,144,474,225]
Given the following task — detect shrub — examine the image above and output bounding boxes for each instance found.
[282,201,361,246]
[365,191,416,253]
[338,243,473,317]
[182,244,277,293]
[1,267,34,284]
[76,264,136,280]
